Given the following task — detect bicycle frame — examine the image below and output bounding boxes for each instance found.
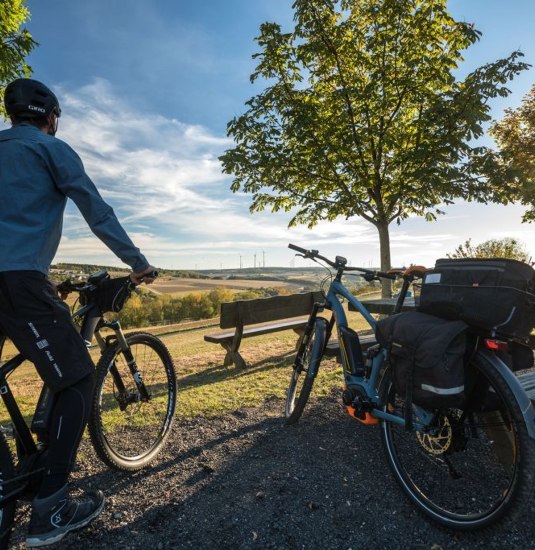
[320,278,435,430]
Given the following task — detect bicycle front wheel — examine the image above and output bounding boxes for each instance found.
[0,435,16,550]
[285,317,327,424]
[380,350,535,530]
[89,332,177,471]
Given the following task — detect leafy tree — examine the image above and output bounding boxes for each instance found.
[220,0,529,296]
[447,237,531,263]
[488,84,535,221]
[119,294,147,327]
[207,287,235,310]
[0,0,37,118]
[113,286,290,328]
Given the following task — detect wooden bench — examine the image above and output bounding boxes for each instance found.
[204,292,322,368]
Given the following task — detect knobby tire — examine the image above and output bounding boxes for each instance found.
[285,317,327,424]
[88,332,177,471]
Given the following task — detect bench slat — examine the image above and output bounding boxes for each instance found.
[205,319,307,344]
[220,292,322,329]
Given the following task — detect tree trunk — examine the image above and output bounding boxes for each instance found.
[376,220,392,298]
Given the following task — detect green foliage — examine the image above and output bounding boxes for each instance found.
[488,84,535,222]
[115,287,280,328]
[162,270,211,279]
[233,287,280,300]
[447,237,531,263]
[220,0,529,291]
[0,0,37,118]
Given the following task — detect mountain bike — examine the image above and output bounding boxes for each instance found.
[285,243,535,531]
[0,271,177,548]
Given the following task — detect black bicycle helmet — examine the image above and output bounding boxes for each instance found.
[4,78,61,119]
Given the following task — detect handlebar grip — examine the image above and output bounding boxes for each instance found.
[130,270,159,286]
[288,243,308,255]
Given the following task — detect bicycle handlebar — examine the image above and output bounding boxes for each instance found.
[288,243,396,281]
[131,270,159,283]
[57,270,159,294]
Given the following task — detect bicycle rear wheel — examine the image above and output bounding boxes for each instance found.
[380,351,535,530]
[285,317,327,424]
[0,435,16,550]
[89,332,177,471]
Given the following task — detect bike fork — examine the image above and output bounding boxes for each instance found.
[108,322,150,401]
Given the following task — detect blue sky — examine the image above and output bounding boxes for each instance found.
[4,0,535,270]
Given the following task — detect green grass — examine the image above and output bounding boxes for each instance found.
[0,310,371,427]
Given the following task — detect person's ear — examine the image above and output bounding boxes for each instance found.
[46,113,58,136]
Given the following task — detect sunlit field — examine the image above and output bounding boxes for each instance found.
[0,309,371,426]
[149,277,302,295]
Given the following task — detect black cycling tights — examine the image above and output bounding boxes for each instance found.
[37,374,94,499]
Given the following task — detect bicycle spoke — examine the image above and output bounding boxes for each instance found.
[89,332,176,471]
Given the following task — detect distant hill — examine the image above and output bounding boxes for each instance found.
[51,263,210,279]
[50,263,373,292]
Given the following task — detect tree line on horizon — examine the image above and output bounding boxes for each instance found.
[115,286,282,328]
[51,263,210,280]
[114,279,378,328]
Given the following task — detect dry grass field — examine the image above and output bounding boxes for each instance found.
[0,309,371,425]
[148,276,302,295]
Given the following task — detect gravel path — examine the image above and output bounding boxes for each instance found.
[9,394,535,549]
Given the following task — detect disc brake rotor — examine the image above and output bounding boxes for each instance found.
[416,414,453,455]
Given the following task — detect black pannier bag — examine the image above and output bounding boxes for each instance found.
[418,258,535,340]
[376,311,468,412]
[81,274,133,313]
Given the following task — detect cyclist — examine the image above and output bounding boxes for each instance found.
[0,78,157,547]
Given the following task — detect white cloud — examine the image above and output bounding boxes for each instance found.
[54,79,388,269]
[5,78,533,270]
[58,79,232,226]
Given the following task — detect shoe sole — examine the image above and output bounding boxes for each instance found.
[26,496,105,548]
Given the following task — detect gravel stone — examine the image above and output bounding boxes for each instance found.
[7,395,535,548]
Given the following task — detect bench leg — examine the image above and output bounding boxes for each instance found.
[222,344,247,369]
[223,346,233,367]
[232,352,247,369]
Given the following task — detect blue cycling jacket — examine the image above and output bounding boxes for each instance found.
[0,123,149,274]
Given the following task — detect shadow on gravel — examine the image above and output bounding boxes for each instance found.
[8,394,535,549]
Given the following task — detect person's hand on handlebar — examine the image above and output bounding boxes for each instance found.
[130,265,158,285]
[53,280,71,300]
